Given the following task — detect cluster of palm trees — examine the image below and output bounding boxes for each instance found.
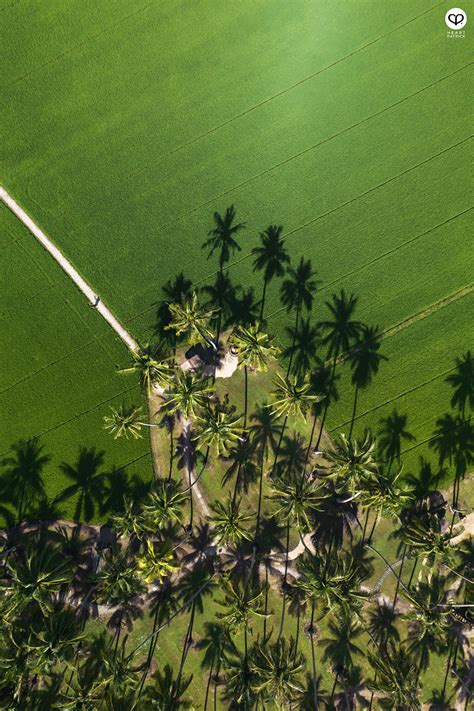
[0,205,472,709]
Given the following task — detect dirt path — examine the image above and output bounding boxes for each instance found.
[1,187,139,353]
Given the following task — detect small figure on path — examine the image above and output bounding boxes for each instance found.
[90,295,100,308]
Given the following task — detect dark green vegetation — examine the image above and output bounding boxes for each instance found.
[1,0,472,490]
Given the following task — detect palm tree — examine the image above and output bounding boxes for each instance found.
[59,447,105,522]
[230,324,278,427]
[167,292,218,350]
[319,289,362,441]
[270,473,329,640]
[1,438,49,523]
[194,406,243,458]
[202,205,246,273]
[252,224,290,319]
[361,464,414,544]
[1,544,72,619]
[208,494,253,548]
[367,643,421,710]
[378,409,415,469]
[249,404,282,536]
[323,430,378,502]
[167,370,212,419]
[320,613,363,702]
[269,372,320,476]
[347,324,386,438]
[111,497,147,543]
[141,664,193,710]
[155,272,194,351]
[103,403,159,440]
[141,478,187,531]
[136,540,178,584]
[222,649,257,710]
[445,351,473,419]
[196,622,235,711]
[119,344,172,395]
[250,636,305,707]
[217,579,268,658]
[280,257,320,375]
[283,317,321,378]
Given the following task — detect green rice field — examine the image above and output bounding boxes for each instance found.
[1,0,472,512]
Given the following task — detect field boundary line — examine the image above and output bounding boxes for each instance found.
[1,187,139,353]
[382,283,474,340]
[131,1,445,177]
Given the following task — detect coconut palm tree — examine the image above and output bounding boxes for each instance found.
[194,406,243,458]
[217,579,268,658]
[367,643,421,710]
[378,409,416,469]
[445,351,473,420]
[347,324,387,438]
[280,257,320,375]
[230,324,278,427]
[222,649,257,710]
[1,438,49,523]
[136,540,178,585]
[283,317,321,378]
[167,292,218,350]
[120,344,172,395]
[0,544,72,619]
[361,464,414,545]
[323,430,378,502]
[269,372,320,476]
[141,664,193,710]
[208,494,253,548]
[167,370,213,419]
[141,478,187,531]
[58,447,105,523]
[111,497,147,543]
[196,622,236,711]
[270,473,329,640]
[250,636,305,707]
[155,272,194,350]
[252,225,290,320]
[202,205,246,273]
[103,403,160,440]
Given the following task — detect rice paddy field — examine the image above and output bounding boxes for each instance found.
[1,0,473,513]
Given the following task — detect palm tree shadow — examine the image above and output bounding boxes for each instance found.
[58,447,106,523]
[0,437,50,523]
[100,465,133,518]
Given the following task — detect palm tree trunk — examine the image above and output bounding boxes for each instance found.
[277,521,291,642]
[213,659,221,711]
[309,601,319,710]
[361,509,370,542]
[304,413,318,469]
[330,671,339,702]
[243,364,248,429]
[255,450,265,538]
[168,426,174,481]
[203,659,214,711]
[442,638,454,699]
[407,557,418,589]
[286,305,300,377]
[271,415,288,478]
[392,545,406,611]
[175,601,196,699]
[348,383,359,439]
[263,562,269,639]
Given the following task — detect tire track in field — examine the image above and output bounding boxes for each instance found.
[130,1,445,178]
[2,1,156,88]
[136,63,471,222]
[123,136,472,328]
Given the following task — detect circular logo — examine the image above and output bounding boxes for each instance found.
[445,7,467,29]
